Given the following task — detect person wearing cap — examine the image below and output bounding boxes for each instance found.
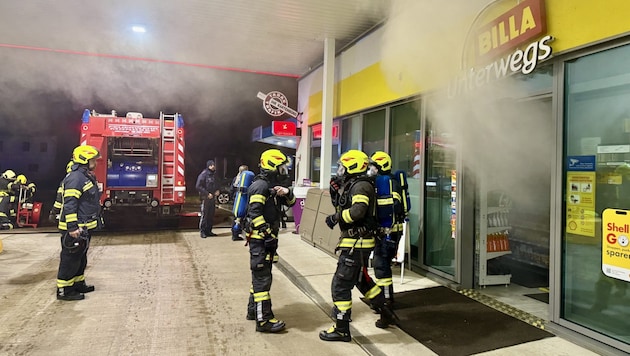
[196,159,220,238]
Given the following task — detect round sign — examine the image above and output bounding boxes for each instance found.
[263,91,288,117]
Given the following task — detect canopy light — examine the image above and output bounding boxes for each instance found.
[132,26,146,33]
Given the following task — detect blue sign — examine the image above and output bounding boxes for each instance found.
[567,155,595,171]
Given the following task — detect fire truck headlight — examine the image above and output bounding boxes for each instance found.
[103,199,112,208]
[146,174,158,187]
[150,199,159,208]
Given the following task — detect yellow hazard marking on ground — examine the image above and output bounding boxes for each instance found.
[459,289,547,330]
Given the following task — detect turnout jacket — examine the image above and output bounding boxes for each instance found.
[331,175,378,248]
[246,175,296,239]
[58,166,101,231]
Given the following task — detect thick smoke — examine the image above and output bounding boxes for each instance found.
[381,0,552,216]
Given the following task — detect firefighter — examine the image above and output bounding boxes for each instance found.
[56,145,102,301]
[368,151,405,306]
[49,161,75,223]
[319,149,398,342]
[0,169,17,193]
[245,149,295,333]
[15,174,36,202]
[0,170,16,229]
[196,159,220,238]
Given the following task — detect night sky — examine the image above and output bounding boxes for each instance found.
[0,47,298,203]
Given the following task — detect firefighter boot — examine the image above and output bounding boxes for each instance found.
[74,281,95,293]
[256,318,285,333]
[375,302,400,329]
[319,320,351,342]
[57,287,85,301]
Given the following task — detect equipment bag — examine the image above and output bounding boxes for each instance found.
[232,170,255,219]
[375,174,394,229]
[393,169,411,218]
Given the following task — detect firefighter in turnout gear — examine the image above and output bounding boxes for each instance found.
[56,145,102,301]
[49,161,75,223]
[245,149,296,333]
[319,150,399,342]
[368,151,405,306]
[0,170,19,229]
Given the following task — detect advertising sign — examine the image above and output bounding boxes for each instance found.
[602,209,630,282]
[566,156,596,237]
[271,121,296,136]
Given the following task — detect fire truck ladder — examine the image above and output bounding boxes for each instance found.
[160,112,178,203]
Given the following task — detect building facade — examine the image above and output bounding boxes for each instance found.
[295,0,630,352]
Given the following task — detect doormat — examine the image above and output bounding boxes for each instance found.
[389,287,553,356]
[524,293,549,304]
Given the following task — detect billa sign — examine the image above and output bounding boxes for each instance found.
[476,0,547,61]
[602,209,630,282]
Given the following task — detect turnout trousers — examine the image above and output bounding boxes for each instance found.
[247,237,278,322]
[331,247,385,322]
[56,231,91,288]
[372,231,402,302]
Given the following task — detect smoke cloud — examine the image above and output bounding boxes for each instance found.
[381,0,552,218]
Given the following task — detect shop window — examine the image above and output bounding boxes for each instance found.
[390,101,422,254]
[362,109,385,154]
[562,43,630,345]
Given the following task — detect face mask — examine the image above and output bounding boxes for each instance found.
[278,164,288,176]
[367,165,378,177]
[336,164,346,177]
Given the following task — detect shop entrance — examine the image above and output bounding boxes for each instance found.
[476,96,553,320]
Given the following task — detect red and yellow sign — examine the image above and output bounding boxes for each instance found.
[602,209,630,282]
[476,0,547,60]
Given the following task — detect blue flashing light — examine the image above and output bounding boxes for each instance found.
[177,114,184,128]
[82,109,91,123]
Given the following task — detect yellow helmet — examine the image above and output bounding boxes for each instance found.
[16,174,27,184]
[339,150,369,175]
[72,145,100,165]
[370,151,392,172]
[1,169,16,180]
[260,149,288,171]
[66,161,74,173]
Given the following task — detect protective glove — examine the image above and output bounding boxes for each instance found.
[48,211,58,224]
[258,223,272,238]
[329,177,342,192]
[325,213,338,229]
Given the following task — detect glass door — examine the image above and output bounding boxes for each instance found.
[423,119,457,277]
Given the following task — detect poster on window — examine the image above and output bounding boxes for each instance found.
[566,156,596,237]
[602,209,630,282]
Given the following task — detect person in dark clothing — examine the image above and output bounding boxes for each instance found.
[56,145,102,301]
[245,149,295,333]
[196,159,220,238]
[319,149,398,342]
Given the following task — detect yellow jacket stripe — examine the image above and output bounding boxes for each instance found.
[63,189,81,199]
[337,237,375,249]
[252,215,266,228]
[249,194,266,204]
[352,194,369,205]
[58,220,98,230]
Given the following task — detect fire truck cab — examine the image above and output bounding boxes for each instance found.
[79,109,186,222]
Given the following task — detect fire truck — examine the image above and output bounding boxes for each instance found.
[79,109,186,223]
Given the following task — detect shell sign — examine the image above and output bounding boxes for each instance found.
[602,208,630,282]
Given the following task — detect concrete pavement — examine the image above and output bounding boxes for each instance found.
[0,224,598,355]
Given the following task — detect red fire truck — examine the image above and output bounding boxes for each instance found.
[79,109,186,223]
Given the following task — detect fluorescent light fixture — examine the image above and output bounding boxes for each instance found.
[132,25,146,33]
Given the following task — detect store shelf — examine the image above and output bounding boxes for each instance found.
[487,250,512,259]
[488,226,511,234]
[478,182,512,287]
